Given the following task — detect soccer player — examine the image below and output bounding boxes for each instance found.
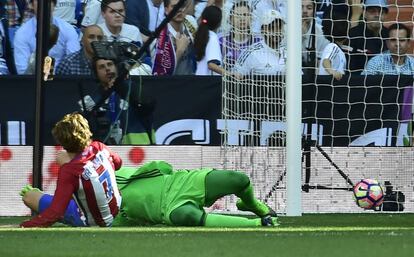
[20,112,122,227]
[21,159,278,227]
[113,161,278,227]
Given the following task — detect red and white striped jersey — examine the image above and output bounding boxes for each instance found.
[21,141,122,227]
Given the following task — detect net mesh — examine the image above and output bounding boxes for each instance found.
[220,0,414,213]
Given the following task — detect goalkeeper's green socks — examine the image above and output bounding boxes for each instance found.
[204,214,262,227]
[236,184,273,217]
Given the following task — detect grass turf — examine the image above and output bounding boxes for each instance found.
[0,214,413,257]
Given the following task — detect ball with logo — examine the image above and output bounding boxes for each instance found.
[353,179,384,209]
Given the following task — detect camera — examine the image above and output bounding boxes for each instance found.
[380,181,405,211]
[91,41,143,73]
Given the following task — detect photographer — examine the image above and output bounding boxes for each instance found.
[80,58,155,145]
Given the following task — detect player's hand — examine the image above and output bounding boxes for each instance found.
[20,220,34,228]
[20,218,39,228]
[56,150,71,166]
[20,218,47,228]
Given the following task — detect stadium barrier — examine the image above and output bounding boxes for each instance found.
[0,75,412,146]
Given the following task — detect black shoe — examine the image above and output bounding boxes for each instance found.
[266,206,278,217]
[236,200,278,218]
[261,215,279,227]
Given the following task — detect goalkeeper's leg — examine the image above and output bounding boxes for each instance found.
[169,202,273,227]
[204,170,276,218]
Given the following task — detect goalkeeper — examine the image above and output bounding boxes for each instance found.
[21,160,278,227]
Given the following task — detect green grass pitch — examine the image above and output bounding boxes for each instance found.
[0,214,413,257]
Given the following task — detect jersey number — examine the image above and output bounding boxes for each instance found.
[98,169,114,201]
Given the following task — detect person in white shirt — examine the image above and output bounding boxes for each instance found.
[81,0,105,27]
[54,0,77,26]
[234,9,286,76]
[318,11,349,80]
[98,0,152,74]
[302,0,329,69]
[194,5,223,75]
[13,0,80,74]
[98,0,143,44]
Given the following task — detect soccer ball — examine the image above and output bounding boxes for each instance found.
[353,179,384,209]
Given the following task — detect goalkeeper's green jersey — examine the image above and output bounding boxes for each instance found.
[113,161,213,226]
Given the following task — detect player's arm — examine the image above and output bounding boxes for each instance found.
[20,167,77,228]
[110,150,123,171]
[322,58,342,80]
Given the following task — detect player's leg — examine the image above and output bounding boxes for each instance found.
[169,202,270,227]
[204,170,275,218]
[20,185,87,227]
[20,185,43,212]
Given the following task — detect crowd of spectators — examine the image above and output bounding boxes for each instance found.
[0,0,413,77]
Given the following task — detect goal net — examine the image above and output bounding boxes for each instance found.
[220,0,414,214]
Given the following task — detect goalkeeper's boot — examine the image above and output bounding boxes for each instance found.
[236,199,277,218]
[261,215,279,227]
[19,185,41,197]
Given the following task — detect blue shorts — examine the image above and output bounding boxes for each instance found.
[39,194,87,227]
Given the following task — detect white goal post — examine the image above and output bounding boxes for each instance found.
[286,0,303,216]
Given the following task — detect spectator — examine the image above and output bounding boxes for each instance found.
[81,0,104,27]
[25,23,59,74]
[53,0,77,27]
[125,0,165,38]
[152,0,197,75]
[313,0,363,21]
[3,0,32,47]
[219,1,261,70]
[13,0,80,74]
[55,24,104,75]
[302,0,329,71]
[0,14,10,74]
[194,0,223,21]
[318,11,349,80]
[1,1,16,74]
[348,0,389,73]
[363,23,414,75]
[194,5,223,75]
[98,0,152,73]
[234,9,286,76]
[80,58,155,145]
[98,0,143,45]
[251,0,286,36]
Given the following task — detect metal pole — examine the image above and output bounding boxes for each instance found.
[33,0,51,190]
[286,0,302,216]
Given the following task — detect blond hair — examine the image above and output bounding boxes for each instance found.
[52,113,93,153]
